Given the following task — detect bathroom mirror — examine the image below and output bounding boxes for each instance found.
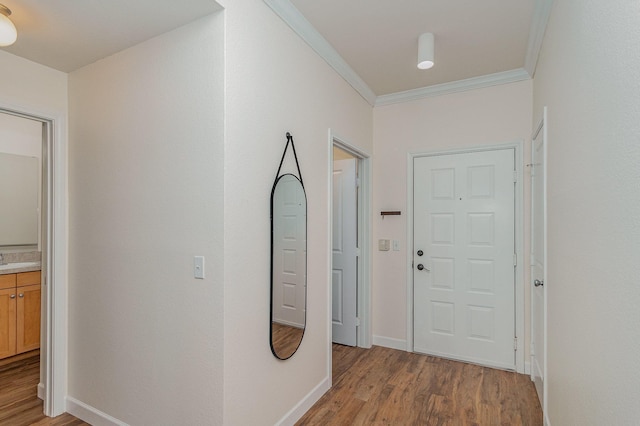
[0,153,39,247]
[270,134,307,360]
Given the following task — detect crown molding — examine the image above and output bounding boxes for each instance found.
[524,0,554,77]
[375,69,531,107]
[263,0,377,106]
[265,0,544,108]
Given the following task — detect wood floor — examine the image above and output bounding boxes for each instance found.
[0,355,87,426]
[297,344,542,426]
[1,346,541,425]
[271,322,305,359]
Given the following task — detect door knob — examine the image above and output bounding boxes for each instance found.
[19,293,24,298]
[10,294,15,299]
[534,279,544,287]
[416,263,429,271]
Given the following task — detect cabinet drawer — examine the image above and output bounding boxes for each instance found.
[0,274,16,290]
[17,271,40,287]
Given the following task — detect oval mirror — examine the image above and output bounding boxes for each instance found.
[270,173,307,359]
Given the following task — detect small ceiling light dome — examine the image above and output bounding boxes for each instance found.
[417,33,434,70]
[0,4,17,47]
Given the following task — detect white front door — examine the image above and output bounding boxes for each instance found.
[332,159,358,346]
[531,109,547,408]
[413,149,516,369]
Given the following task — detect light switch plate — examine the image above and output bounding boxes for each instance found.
[194,256,205,279]
[378,239,390,251]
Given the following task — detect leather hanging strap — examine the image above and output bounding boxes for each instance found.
[275,132,304,186]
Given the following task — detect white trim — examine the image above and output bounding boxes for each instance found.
[406,153,415,353]
[66,397,129,426]
[406,141,526,373]
[524,0,554,77]
[372,335,407,351]
[38,382,45,400]
[275,376,331,426]
[326,134,333,388]
[263,0,377,106]
[375,69,531,106]
[524,361,531,375]
[0,103,68,417]
[329,130,373,350]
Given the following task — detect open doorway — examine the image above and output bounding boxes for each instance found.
[0,107,67,417]
[329,133,371,350]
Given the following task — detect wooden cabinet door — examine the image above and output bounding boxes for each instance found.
[0,287,17,359]
[16,284,40,353]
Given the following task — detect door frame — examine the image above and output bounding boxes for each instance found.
[327,129,372,366]
[0,103,68,416]
[406,141,526,373]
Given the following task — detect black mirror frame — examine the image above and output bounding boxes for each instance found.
[270,133,307,360]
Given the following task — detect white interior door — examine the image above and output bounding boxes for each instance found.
[413,149,516,369]
[332,159,357,346]
[531,109,547,408]
[272,175,306,328]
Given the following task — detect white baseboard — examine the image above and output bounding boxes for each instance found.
[372,335,407,351]
[66,396,129,426]
[545,412,551,426]
[524,361,531,375]
[276,376,330,426]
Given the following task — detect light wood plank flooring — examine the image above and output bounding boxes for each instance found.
[297,344,542,425]
[0,355,87,426]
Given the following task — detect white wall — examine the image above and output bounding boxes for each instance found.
[0,113,42,157]
[372,81,532,352]
[67,13,224,425]
[0,51,68,116]
[533,1,640,424]
[221,0,372,424]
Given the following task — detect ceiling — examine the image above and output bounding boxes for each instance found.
[272,0,549,105]
[0,0,547,105]
[291,0,536,96]
[0,0,222,72]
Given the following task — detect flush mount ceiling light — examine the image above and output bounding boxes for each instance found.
[0,3,17,47]
[417,33,434,70]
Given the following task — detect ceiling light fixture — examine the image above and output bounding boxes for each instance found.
[417,33,434,70]
[0,3,17,47]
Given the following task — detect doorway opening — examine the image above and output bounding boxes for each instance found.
[329,132,371,354]
[0,106,67,417]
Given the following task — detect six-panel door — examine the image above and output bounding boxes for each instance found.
[413,149,516,369]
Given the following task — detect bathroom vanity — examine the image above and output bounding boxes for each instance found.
[0,269,41,359]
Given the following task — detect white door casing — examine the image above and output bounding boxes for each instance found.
[531,108,548,412]
[272,175,306,328]
[332,159,358,346]
[413,148,516,369]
